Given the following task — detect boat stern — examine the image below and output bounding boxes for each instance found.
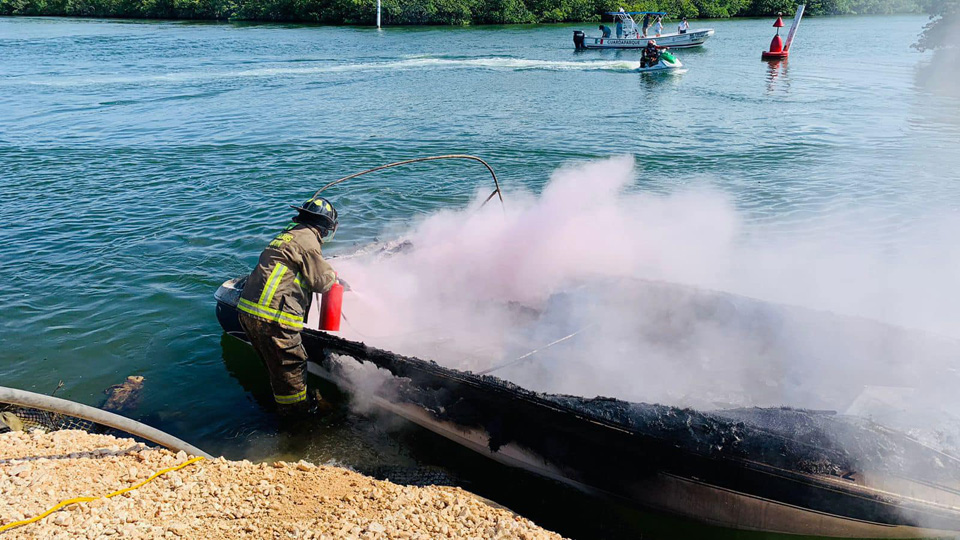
[215,277,248,342]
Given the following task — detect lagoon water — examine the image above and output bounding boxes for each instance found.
[2,14,960,537]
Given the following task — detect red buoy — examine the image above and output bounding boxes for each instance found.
[762,9,799,60]
[768,34,783,53]
[319,282,343,331]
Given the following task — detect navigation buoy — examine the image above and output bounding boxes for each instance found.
[319,283,343,331]
[767,16,784,55]
[762,5,804,60]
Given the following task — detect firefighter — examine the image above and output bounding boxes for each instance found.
[238,197,340,415]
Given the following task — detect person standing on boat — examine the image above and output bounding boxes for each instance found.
[238,198,340,415]
[616,19,623,38]
[654,16,663,37]
[641,13,651,37]
[599,24,612,38]
[678,17,689,34]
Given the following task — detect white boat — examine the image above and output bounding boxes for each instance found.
[574,11,714,49]
[637,50,683,72]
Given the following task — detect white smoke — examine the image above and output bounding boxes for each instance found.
[916,11,960,99]
[331,157,960,442]
[335,156,737,351]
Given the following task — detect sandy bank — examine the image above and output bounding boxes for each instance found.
[0,430,564,539]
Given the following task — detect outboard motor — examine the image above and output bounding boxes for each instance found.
[573,31,585,50]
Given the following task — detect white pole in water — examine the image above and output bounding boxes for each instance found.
[784,4,805,52]
[377,0,381,28]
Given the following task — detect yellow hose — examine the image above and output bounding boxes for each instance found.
[0,456,205,534]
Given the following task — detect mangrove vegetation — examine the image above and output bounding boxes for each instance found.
[0,0,924,28]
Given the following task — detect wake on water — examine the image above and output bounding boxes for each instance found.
[22,56,642,87]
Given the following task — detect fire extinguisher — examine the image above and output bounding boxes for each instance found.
[319,282,343,332]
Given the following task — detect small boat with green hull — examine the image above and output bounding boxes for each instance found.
[637,49,683,73]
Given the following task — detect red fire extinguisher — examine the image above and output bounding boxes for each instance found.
[319,282,343,331]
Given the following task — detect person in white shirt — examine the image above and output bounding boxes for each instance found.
[654,17,663,37]
[678,17,689,34]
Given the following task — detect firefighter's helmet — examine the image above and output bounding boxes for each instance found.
[291,197,338,241]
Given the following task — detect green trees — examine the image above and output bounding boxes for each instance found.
[691,0,748,17]
[915,0,959,51]
[740,0,795,15]
[0,0,923,23]
[525,0,601,23]
[913,0,958,96]
[473,0,533,23]
[0,0,236,18]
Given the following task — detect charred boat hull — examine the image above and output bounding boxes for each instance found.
[215,278,960,538]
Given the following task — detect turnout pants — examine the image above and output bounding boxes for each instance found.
[238,313,308,406]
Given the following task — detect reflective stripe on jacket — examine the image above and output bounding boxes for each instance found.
[240,222,337,330]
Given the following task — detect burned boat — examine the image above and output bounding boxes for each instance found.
[216,274,960,538]
[216,155,960,536]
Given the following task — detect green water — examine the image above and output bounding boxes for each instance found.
[2,15,959,538]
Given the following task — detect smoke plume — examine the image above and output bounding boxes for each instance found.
[331,157,960,447]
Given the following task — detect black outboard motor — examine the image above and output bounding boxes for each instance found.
[573,31,585,50]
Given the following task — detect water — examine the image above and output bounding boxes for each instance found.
[2,15,959,538]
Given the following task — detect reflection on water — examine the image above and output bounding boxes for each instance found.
[637,68,687,91]
[765,58,791,93]
[216,334,421,467]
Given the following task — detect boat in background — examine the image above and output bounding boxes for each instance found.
[574,11,714,50]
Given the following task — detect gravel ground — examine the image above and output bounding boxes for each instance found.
[0,430,565,539]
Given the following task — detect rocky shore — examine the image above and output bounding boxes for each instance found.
[0,430,564,539]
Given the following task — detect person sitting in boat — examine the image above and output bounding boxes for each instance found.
[641,40,666,67]
[599,24,612,38]
[238,197,341,416]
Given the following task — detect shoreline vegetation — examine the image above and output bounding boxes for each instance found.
[1,0,923,25]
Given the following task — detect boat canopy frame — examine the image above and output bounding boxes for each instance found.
[603,10,668,38]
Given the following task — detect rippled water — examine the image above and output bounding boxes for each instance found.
[2,14,960,537]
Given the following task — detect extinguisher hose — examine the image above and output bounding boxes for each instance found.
[310,155,504,210]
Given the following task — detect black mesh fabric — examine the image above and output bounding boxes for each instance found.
[0,404,95,433]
